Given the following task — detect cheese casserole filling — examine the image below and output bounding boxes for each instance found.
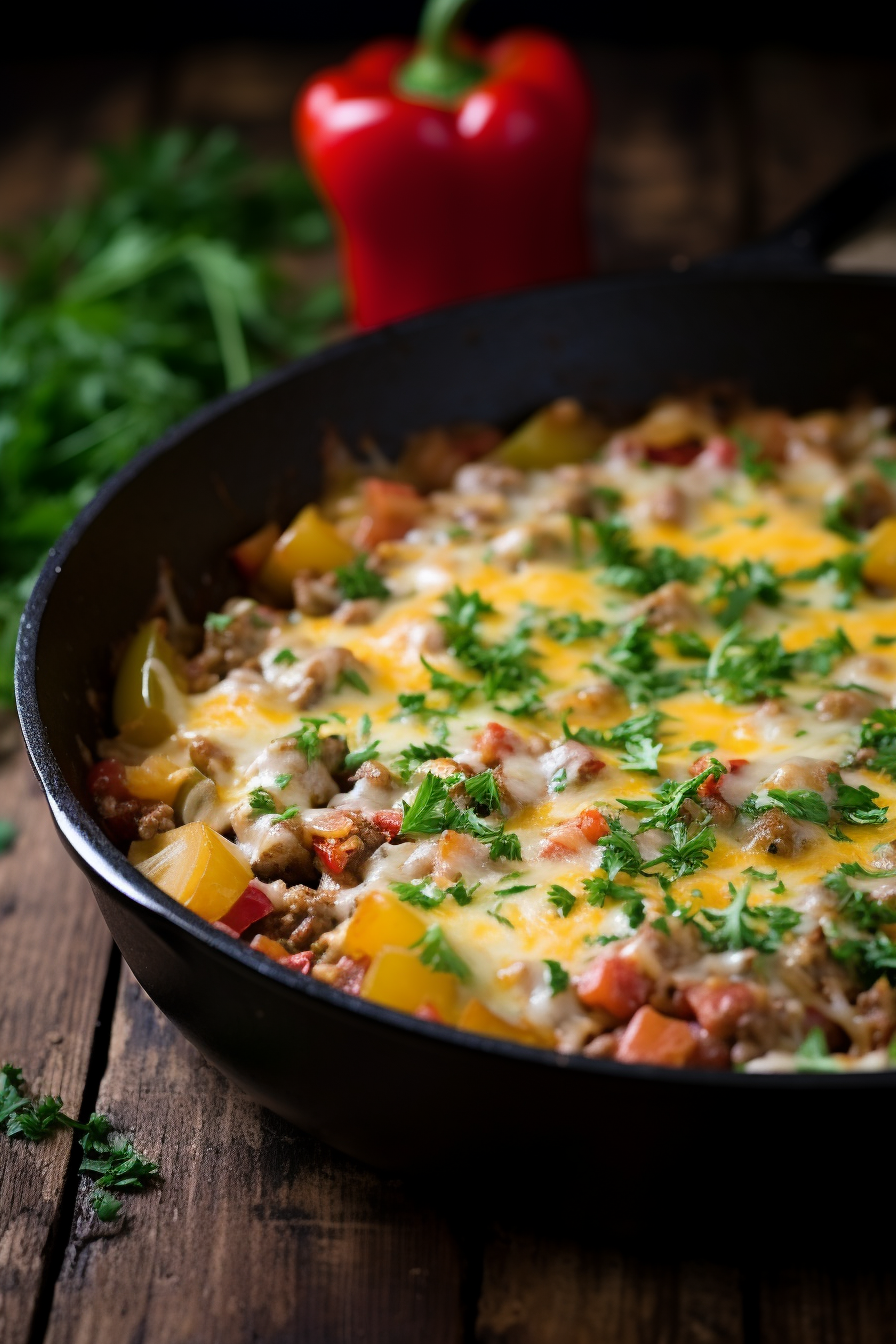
[90,394,896,1072]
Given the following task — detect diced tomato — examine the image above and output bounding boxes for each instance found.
[684,980,756,1038]
[333,955,369,996]
[645,440,702,466]
[283,950,314,975]
[690,754,746,798]
[87,759,131,802]
[616,1005,698,1067]
[576,956,652,1021]
[355,478,425,548]
[229,521,280,581]
[539,808,610,860]
[695,435,738,469]
[372,809,403,837]
[577,807,610,843]
[218,883,274,934]
[312,836,355,875]
[414,1002,444,1023]
[249,934,289,961]
[471,721,528,766]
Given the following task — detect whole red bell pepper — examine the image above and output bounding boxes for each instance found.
[295,0,592,329]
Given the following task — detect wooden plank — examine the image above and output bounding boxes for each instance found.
[580,46,746,273]
[475,1227,744,1344]
[743,50,896,234]
[0,743,113,1344]
[43,967,465,1344]
[756,1262,896,1344]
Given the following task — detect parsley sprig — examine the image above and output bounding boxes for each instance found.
[398,773,521,860]
[1,1063,157,1222]
[334,553,389,600]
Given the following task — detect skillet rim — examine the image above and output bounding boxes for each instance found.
[16,268,896,1094]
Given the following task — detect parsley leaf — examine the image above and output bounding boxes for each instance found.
[710,559,783,628]
[343,740,381,772]
[669,630,711,659]
[858,709,896,780]
[204,612,234,632]
[464,769,502,812]
[793,628,854,676]
[292,722,322,761]
[794,1027,843,1073]
[545,613,606,643]
[411,926,471,981]
[705,623,795,703]
[334,553,389,600]
[394,739,449,781]
[698,881,800,953]
[830,775,888,826]
[272,647,298,666]
[547,884,576,917]
[0,819,17,854]
[582,874,640,906]
[643,820,716,879]
[273,772,292,789]
[731,428,775,483]
[619,760,725,833]
[398,772,521,859]
[248,786,277,815]
[596,818,644,878]
[543,960,570,995]
[823,497,863,543]
[391,879,446,909]
[793,553,866,609]
[445,878,479,906]
[336,667,370,695]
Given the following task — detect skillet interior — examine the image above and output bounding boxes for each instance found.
[16,272,896,1209]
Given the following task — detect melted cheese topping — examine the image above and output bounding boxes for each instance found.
[112,403,896,1070]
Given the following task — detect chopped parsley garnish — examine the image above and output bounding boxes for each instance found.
[698,881,800,953]
[822,497,863,543]
[432,587,546,711]
[545,613,606,643]
[858,709,896,779]
[464,769,502,812]
[617,736,664,773]
[1,1063,157,1222]
[394,740,449,781]
[272,647,298,666]
[204,612,234,632]
[336,667,370,695]
[643,820,716,879]
[546,884,576,917]
[550,768,568,793]
[248,786,277,814]
[669,630,711,659]
[792,628,854,676]
[562,708,664,771]
[411,926,471,981]
[421,656,475,707]
[595,818,644,878]
[358,713,372,738]
[398,772,520,860]
[704,623,795,703]
[334,553,389,600]
[343,740,381,771]
[445,878,479,906]
[740,787,830,825]
[730,427,775,483]
[596,617,688,704]
[589,518,704,594]
[793,553,866,609]
[273,773,292,790]
[689,739,716,751]
[392,879,447,909]
[710,559,783,628]
[619,759,725,833]
[292,722,322,761]
[831,776,888,826]
[543,960,570,995]
[582,874,639,906]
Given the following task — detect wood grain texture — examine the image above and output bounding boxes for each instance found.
[475,1227,743,1344]
[756,1263,896,1344]
[43,967,465,1344]
[0,746,113,1344]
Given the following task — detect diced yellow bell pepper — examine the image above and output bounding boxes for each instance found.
[863,518,896,590]
[125,755,195,805]
[259,505,355,598]
[342,891,426,960]
[457,999,546,1048]
[361,947,457,1021]
[492,399,606,470]
[250,933,289,961]
[113,620,184,747]
[128,822,252,922]
[173,772,229,830]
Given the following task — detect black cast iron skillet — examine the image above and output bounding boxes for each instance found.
[15,151,896,1209]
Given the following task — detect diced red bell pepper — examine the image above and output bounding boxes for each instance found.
[539,807,610,860]
[355,479,425,548]
[645,440,703,466]
[283,950,315,975]
[414,1002,444,1023]
[577,807,610,844]
[229,521,280,582]
[333,955,369,996]
[684,980,756,1039]
[212,920,241,939]
[691,754,746,798]
[312,836,356,875]
[218,883,274,935]
[616,1005,698,1067]
[576,956,652,1021]
[87,759,131,800]
[690,1027,731,1070]
[372,809,403,837]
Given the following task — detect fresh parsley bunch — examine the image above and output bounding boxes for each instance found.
[0,128,342,705]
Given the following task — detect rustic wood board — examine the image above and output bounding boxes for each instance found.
[0,745,113,1344]
[42,967,467,1344]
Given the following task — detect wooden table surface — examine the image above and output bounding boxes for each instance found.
[3,40,896,1344]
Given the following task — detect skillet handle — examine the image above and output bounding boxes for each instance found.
[697,145,896,273]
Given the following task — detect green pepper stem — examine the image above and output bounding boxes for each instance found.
[396,0,485,102]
